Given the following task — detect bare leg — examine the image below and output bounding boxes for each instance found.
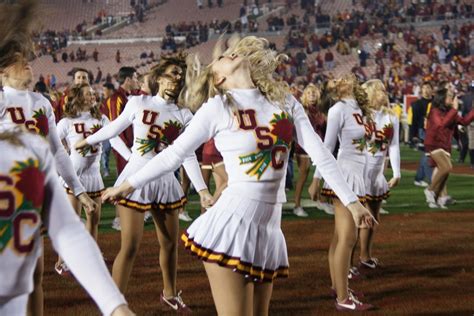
[203,262,253,316]
[27,247,44,316]
[294,155,310,208]
[332,199,358,302]
[428,151,452,197]
[151,207,180,297]
[85,196,102,241]
[253,281,273,316]
[328,225,338,289]
[359,200,381,262]
[112,205,145,292]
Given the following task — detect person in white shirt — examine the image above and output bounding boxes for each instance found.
[0,2,96,315]
[0,128,134,316]
[55,83,131,274]
[358,79,401,272]
[98,35,375,316]
[77,54,208,313]
[308,74,376,311]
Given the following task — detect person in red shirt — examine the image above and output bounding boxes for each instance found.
[102,66,139,175]
[52,68,90,123]
[424,88,474,208]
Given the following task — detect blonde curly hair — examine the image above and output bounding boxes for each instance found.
[361,79,391,114]
[333,73,371,120]
[301,83,321,109]
[179,35,290,112]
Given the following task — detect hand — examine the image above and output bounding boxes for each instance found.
[101,181,135,204]
[111,304,135,316]
[77,193,97,214]
[452,96,459,110]
[388,177,400,189]
[308,178,321,201]
[199,189,215,209]
[75,139,89,150]
[346,201,378,229]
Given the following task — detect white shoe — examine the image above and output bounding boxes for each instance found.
[424,188,436,203]
[379,208,389,214]
[321,202,334,215]
[293,206,309,217]
[414,180,429,187]
[428,202,447,209]
[179,211,193,222]
[111,217,121,231]
[144,211,153,223]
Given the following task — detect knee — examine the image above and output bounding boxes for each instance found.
[121,240,141,259]
[160,238,178,253]
[337,231,358,248]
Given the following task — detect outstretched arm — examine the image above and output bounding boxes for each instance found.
[37,143,132,316]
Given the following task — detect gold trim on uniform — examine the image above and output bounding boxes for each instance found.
[321,188,367,204]
[116,197,187,212]
[365,191,390,202]
[66,188,105,198]
[182,233,289,282]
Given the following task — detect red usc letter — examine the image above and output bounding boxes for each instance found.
[352,113,364,126]
[237,110,257,130]
[142,110,159,125]
[271,146,287,169]
[74,123,86,134]
[7,108,26,124]
[255,127,274,150]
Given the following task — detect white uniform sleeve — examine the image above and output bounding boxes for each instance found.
[45,102,85,196]
[180,109,207,192]
[313,101,343,179]
[102,116,132,161]
[86,100,136,146]
[36,142,127,316]
[128,98,221,189]
[56,118,68,141]
[291,97,357,206]
[388,115,401,178]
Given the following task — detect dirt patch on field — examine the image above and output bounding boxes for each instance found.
[43,211,474,315]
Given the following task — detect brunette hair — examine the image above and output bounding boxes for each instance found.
[64,83,101,120]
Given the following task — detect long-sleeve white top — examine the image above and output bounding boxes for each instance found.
[86,95,206,192]
[0,86,85,196]
[314,98,367,179]
[127,89,358,206]
[0,131,126,315]
[367,109,401,178]
[57,112,131,173]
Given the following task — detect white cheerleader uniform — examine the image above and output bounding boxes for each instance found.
[0,86,86,196]
[315,98,369,203]
[0,130,126,315]
[126,89,358,282]
[57,112,131,198]
[365,109,401,201]
[86,95,206,212]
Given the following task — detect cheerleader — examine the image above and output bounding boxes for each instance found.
[100,36,375,315]
[359,79,401,271]
[293,83,326,217]
[201,138,228,211]
[0,2,96,315]
[308,74,376,311]
[54,83,131,274]
[0,128,134,316]
[76,53,208,312]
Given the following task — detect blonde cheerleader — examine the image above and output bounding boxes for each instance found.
[357,79,401,271]
[101,36,375,315]
[309,74,376,311]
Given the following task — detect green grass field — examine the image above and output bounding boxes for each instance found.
[96,144,474,232]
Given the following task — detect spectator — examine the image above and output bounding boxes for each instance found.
[116,49,121,63]
[93,48,99,62]
[324,49,334,70]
